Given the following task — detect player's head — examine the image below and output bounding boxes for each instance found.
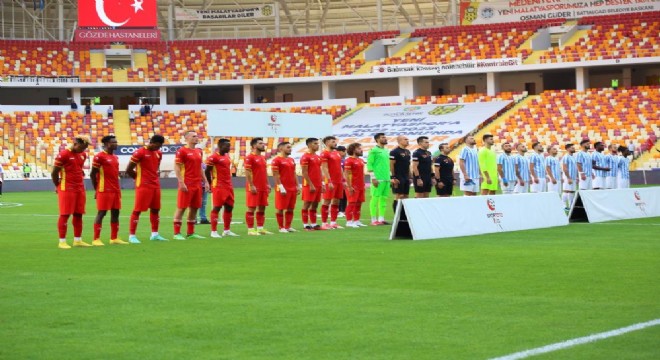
[532,141,542,153]
[347,143,362,157]
[217,138,231,154]
[101,135,118,152]
[439,143,450,155]
[564,143,575,154]
[482,134,494,146]
[548,145,558,156]
[396,135,409,148]
[516,142,527,153]
[183,130,199,146]
[417,136,430,149]
[465,134,476,146]
[502,142,512,154]
[609,144,619,154]
[71,135,90,153]
[278,141,292,156]
[580,139,591,150]
[374,132,387,145]
[336,145,347,158]
[618,145,630,157]
[148,134,165,150]
[323,136,337,150]
[594,141,604,152]
[250,137,265,152]
[306,137,319,152]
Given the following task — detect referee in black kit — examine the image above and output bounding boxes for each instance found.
[389,135,412,212]
[434,143,455,197]
[412,136,435,198]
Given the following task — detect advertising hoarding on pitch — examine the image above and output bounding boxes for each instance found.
[570,187,660,223]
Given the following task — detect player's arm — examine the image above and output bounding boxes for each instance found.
[546,162,555,184]
[89,166,100,191]
[576,157,586,180]
[497,160,505,180]
[412,157,423,186]
[204,163,214,187]
[478,151,491,184]
[344,163,354,194]
[174,161,187,192]
[562,160,573,184]
[271,161,285,194]
[592,159,610,171]
[301,162,315,192]
[515,159,524,185]
[321,158,334,190]
[529,159,537,183]
[367,149,379,187]
[126,161,138,179]
[51,166,62,190]
[389,151,400,187]
[434,161,444,188]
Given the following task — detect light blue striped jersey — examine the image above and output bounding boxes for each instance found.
[606,154,618,177]
[592,151,609,177]
[459,146,480,179]
[561,154,578,180]
[617,156,630,179]
[514,154,530,182]
[497,153,517,182]
[575,150,592,175]
[546,156,561,181]
[529,152,546,178]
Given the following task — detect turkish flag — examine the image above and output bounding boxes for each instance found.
[78,0,157,28]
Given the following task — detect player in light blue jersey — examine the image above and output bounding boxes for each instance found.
[497,142,517,194]
[529,142,547,193]
[458,135,480,196]
[575,139,593,190]
[514,143,530,194]
[591,141,611,190]
[616,145,631,188]
[544,145,561,195]
[605,144,619,189]
[561,143,578,209]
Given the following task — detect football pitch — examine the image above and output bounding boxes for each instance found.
[1,189,659,359]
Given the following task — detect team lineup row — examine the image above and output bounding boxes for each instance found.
[50,132,631,248]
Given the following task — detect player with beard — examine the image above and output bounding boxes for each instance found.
[271,142,300,233]
[433,143,454,197]
[497,142,516,194]
[367,133,391,224]
[616,146,631,189]
[344,143,367,228]
[458,135,480,196]
[478,134,497,195]
[605,144,619,189]
[591,141,610,190]
[561,143,578,210]
[412,136,435,198]
[545,145,561,194]
[205,138,239,238]
[320,136,344,229]
[389,135,411,210]
[90,135,126,246]
[514,143,530,194]
[576,139,593,190]
[529,142,547,193]
[173,131,209,240]
[245,137,272,235]
[300,138,324,231]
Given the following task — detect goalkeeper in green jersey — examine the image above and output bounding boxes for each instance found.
[367,133,391,225]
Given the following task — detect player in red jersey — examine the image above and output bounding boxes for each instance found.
[205,138,239,238]
[300,138,324,231]
[173,131,209,240]
[344,143,368,228]
[271,142,300,233]
[320,136,344,229]
[245,137,273,236]
[89,135,127,246]
[51,135,90,249]
[126,135,167,243]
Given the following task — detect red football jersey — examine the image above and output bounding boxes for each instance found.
[244,153,268,191]
[206,153,233,189]
[321,149,343,184]
[271,155,297,190]
[54,149,87,192]
[130,147,162,189]
[175,147,203,187]
[92,151,120,193]
[300,152,322,187]
[344,157,365,190]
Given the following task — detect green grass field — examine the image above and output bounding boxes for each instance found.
[1,189,659,359]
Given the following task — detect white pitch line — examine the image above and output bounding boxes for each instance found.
[572,223,660,226]
[488,318,660,360]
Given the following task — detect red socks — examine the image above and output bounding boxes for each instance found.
[211,209,219,232]
[58,215,69,238]
[276,212,284,229]
[330,204,339,222]
[256,211,265,227]
[187,220,195,236]
[173,220,182,235]
[110,222,119,239]
[301,209,309,224]
[310,209,317,224]
[246,211,255,228]
[72,215,83,237]
[353,202,362,222]
[345,203,354,222]
[321,204,329,223]
[94,223,102,240]
[222,210,232,231]
[149,211,159,232]
[129,212,140,235]
[285,211,294,229]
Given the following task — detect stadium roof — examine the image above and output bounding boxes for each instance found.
[0,0,455,41]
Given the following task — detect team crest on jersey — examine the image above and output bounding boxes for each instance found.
[428,105,463,116]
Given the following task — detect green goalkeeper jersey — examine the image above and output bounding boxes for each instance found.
[367,145,391,180]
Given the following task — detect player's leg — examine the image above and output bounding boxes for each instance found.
[210,188,222,237]
[246,190,259,235]
[378,182,390,224]
[57,190,72,248]
[173,188,190,240]
[256,203,272,234]
[186,187,204,238]
[93,209,108,245]
[198,190,209,224]
[221,194,238,236]
[285,192,297,232]
[301,200,311,229]
[275,190,286,231]
[72,191,91,247]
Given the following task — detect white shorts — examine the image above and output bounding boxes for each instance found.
[459,177,480,193]
[500,180,516,194]
[547,181,561,194]
[562,177,577,192]
[605,177,617,189]
[592,176,607,189]
[578,176,592,190]
[514,180,528,194]
[617,176,630,189]
[530,178,547,193]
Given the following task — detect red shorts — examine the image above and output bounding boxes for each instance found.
[275,189,297,210]
[212,187,235,207]
[302,184,322,203]
[346,187,365,203]
[177,186,203,209]
[96,191,121,211]
[58,190,86,215]
[133,187,161,212]
[246,190,269,208]
[323,182,344,200]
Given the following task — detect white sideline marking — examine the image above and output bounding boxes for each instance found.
[488,318,660,360]
[573,223,660,226]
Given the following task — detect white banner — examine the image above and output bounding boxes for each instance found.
[574,187,660,223]
[207,110,332,138]
[460,0,660,25]
[372,58,521,75]
[175,5,275,21]
[391,193,568,240]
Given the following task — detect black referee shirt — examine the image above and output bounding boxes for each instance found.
[389,147,411,178]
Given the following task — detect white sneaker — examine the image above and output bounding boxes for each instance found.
[337,212,346,218]
[222,230,239,237]
[286,228,298,232]
[346,222,359,228]
[279,228,290,233]
[210,231,222,238]
[355,221,368,227]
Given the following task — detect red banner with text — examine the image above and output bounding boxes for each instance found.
[78,0,157,28]
[75,28,161,42]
